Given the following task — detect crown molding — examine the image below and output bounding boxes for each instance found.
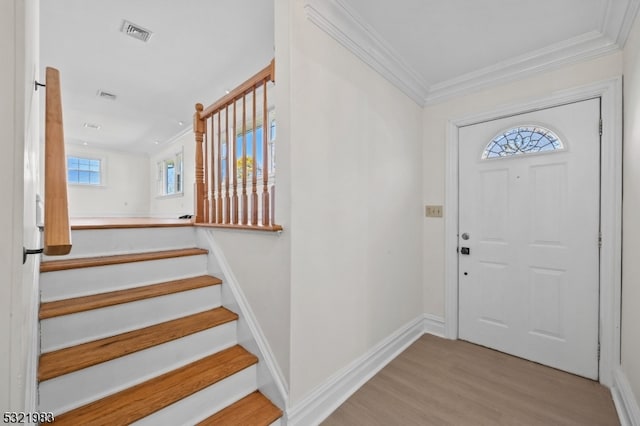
[303,0,640,107]
[424,31,619,105]
[303,0,428,106]
[602,0,640,47]
[427,0,640,105]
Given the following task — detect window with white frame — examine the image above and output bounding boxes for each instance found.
[222,116,276,181]
[157,150,183,196]
[67,156,102,185]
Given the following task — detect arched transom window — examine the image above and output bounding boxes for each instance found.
[482,126,564,159]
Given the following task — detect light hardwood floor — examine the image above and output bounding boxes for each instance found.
[69,217,193,229]
[323,335,619,426]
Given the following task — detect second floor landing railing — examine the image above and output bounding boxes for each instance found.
[193,60,281,231]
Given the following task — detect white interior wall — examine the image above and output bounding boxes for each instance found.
[44,133,195,219]
[422,52,624,318]
[1,0,20,411]
[64,144,150,217]
[205,227,291,383]
[287,0,423,405]
[622,10,640,407]
[149,131,195,218]
[1,0,39,412]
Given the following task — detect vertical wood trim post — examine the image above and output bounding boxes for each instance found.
[194,103,205,223]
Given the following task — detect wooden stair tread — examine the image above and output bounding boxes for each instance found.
[39,307,238,382]
[197,391,283,426]
[40,275,222,319]
[70,217,194,229]
[53,345,257,425]
[40,248,208,272]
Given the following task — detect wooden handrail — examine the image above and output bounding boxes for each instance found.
[194,59,280,231]
[44,67,72,255]
[199,60,275,120]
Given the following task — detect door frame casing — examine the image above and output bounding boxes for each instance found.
[443,77,623,387]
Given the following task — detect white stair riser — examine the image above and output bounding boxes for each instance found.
[40,255,208,301]
[37,225,282,422]
[41,286,221,352]
[131,365,258,426]
[43,227,198,260]
[39,322,238,415]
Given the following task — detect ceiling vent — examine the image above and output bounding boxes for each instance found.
[121,20,153,42]
[97,90,117,101]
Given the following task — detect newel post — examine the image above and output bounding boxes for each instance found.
[194,103,205,223]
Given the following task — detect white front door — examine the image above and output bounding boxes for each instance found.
[458,98,600,379]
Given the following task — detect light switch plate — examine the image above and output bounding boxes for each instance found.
[425,205,443,217]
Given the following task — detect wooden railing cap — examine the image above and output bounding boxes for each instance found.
[44,66,72,256]
[199,60,275,119]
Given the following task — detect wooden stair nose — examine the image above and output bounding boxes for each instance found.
[40,248,208,272]
[40,275,222,319]
[70,217,194,229]
[197,391,283,426]
[39,307,238,382]
[53,345,257,426]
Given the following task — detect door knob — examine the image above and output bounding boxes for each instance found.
[461,232,470,240]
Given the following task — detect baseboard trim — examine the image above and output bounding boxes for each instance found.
[287,315,424,426]
[612,367,640,426]
[423,314,445,338]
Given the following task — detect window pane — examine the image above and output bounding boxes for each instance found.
[255,127,263,177]
[78,171,90,183]
[67,156,101,185]
[482,126,563,159]
[166,162,175,194]
[232,127,273,179]
[236,133,243,159]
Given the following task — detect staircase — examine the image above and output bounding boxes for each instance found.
[38,223,282,425]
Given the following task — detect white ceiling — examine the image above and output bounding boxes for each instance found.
[40,0,274,154]
[305,0,640,104]
[41,1,639,154]
[346,0,605,84]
